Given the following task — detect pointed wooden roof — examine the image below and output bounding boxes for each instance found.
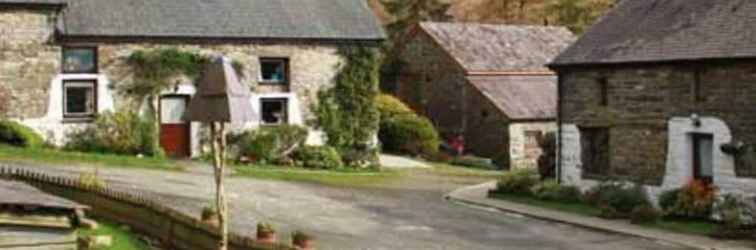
[186,56,257,123]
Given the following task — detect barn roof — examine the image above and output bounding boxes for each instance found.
[419,22,575,72]
[467,75,557,121]
[54,0,385,41]
[0,179,85,210]
[551,0,756,66]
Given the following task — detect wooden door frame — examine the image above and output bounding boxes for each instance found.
[159,94,192,158]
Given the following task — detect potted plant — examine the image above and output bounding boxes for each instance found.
[256,222,277,243]
[291,230,314,250]
[201,206,218,226]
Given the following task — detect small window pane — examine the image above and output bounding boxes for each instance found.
[260,59,287,83]
[63,48,96,73]
[261,98,288,124]
[161,97,187,124]
[64,81,95,116]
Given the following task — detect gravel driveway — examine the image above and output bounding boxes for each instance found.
[9,162,690,250]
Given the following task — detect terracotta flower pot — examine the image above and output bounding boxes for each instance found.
[257,231,277,244]
[293,239,314,250]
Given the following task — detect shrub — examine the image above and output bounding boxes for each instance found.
[0,120,43,148]
[375,94,414,119]
[293,146,344,169]
[494,168,539,196]
[451,155,497,170]
[65,111,161,156]
[230,125,308,164]
[711,194,756,239]
[530,180,582,203]
[661,180,718,219]
[630,205,661,224]
[537,132,557,179]
[585,181,649,216]
[379,114,440,156]
[257,222,275,234]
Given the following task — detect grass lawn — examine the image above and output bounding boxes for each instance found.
[0,145,182,170]
[78,219,150,250]
[489,192,718,236]
[233,164,400,187]
[425,163,506,178]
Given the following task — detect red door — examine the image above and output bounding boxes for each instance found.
[160,95,190,158]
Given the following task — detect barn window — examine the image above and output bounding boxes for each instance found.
[260,98,288,125]
[259,58,288,84]
[580,127,610,177]
[62,47,97,74]
[597,77,608,106]
[63,80,97,119]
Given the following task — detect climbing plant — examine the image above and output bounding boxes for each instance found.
[313,46,381,166]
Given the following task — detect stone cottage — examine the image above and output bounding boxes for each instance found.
[549,0,756,200]
[0,0,385,158]
[395,22,574,169]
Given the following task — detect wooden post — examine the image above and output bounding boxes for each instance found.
[211,122,229,250]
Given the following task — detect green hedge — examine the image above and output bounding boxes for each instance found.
[0,120,43,148]
[375,94,413,119]
[293,146,344,169]
[230,125,308,164]
[379,114,440,156]
[64,111,162,157]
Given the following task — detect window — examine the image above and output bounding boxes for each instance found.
[260,98,288,124]
[259,58,288,84]
[693,69,705,103]
[63,80,96,118]
[692,133,714,183]
[580,127,610,177]
[62,47,97,73]
[597,77,609,106]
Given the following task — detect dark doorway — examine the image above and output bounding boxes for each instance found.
[692,133,714,183]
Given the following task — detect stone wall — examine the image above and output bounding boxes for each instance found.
[0,9,60,119]
[462,82,510,167]
[558,61,756,200]
[396,30,468,138]
[509,122,556,170]
[1,166,294,250]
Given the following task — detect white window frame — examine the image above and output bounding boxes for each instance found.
[260,97,289,125]
[63,80,97,119]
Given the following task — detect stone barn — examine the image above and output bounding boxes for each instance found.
[395,22,574,169]
[549,0,756,200]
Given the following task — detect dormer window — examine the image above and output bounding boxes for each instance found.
[62,47,97,74]
[259,58,288,84]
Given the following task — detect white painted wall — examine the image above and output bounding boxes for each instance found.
[560,116,756,205]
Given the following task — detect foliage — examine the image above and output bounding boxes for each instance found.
[121,49,208,103]
[313,47,381,166]
[493,168,540,196]
[0,144,180,170]
[0,120,43,148]
[544,0,615,34]
[537,132,557,179]
[661,180,718,219]
[630,205,661,225]
[584,181,649,216]
[257,222,275,234]
[451,155,497,170]
[375,94,414,119]
[711,194,756,239]
[201,206,217,221]
[292,146,344,169]
[78,218,151,250]
[379,114,440,156]
[229,125,308,164]
[65,111,163,157]
[530,180,582,203]
[79,169,106,189]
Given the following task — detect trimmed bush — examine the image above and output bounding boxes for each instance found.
[375,94,414,119]
[494,168,540,196]
[230,125,308,164]
[451,155,498,170]
[379,114,440,156]
[585,181,649,216]
[630,205,661,224]
[65,111,161,156]
[0,120,43,148]
[293,146,344,169]
[530,180,582,203]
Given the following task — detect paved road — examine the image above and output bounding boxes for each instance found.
[10,163,690,250]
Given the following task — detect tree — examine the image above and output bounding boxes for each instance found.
[544,0,615,34]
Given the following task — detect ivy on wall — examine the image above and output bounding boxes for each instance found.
[313,46,382,166]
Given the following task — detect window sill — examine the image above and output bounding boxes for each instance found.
[62,117,95,124]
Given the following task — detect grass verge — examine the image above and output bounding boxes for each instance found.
[233,165,400,187]
[78,219,150,250]
[0,144,182,171]
[489,192,717,236]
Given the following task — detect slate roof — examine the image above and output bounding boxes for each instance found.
[0,179,86,210]
[467,75,557,120]
[551,0,756,66]
[419,22,575,72]
[56,0,385,41]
